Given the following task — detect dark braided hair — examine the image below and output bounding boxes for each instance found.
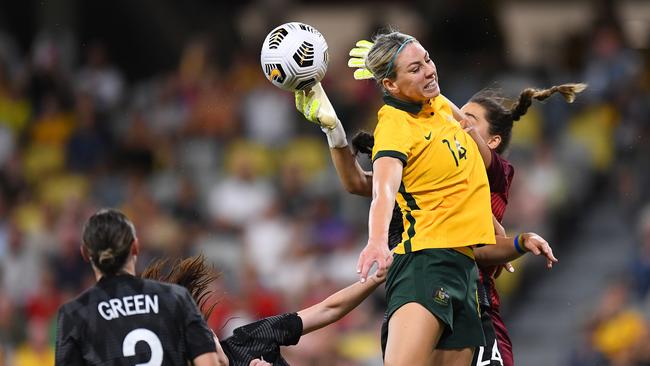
[470,83,587,154]
[354,84,586,157]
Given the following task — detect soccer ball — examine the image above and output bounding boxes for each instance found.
[260,22,329,92]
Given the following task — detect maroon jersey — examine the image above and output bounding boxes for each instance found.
[487,149,515,223]
[473,149,515,366]
[480,150,515,307]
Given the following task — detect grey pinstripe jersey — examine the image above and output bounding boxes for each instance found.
[220,313,303,366]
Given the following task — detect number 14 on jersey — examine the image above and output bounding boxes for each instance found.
[442,137,467,167]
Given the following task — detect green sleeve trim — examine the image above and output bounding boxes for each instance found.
[372,150,407,166]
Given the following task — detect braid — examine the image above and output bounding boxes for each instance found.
[470,82,586,154]
[510,83,587,121]
[552,83,587,103]
[509,88,535,122]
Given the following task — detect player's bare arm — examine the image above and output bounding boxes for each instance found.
[296,82,373,196]
[297,271,386,334]
[329,145,373,196]
[474,232,558,268]
[358,157,402,282]
[193,352,229,366]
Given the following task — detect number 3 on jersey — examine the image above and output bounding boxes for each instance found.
[123,328,163,366]
[442,137,467,167]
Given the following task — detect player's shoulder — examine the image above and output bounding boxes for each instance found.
[492,151,515,177]
[499,154,515,184]
[433,94,458,122]
[58,285,96,317]
[262,312,301,326]
[377,103,403,121]
[228,312,302,346]
[435,94,454,110]
[497,153,514,171]
[376,104,414,136]
[235,312,300,333]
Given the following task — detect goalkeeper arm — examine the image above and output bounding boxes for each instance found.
[295,83,372,196]
[331,145,373,196]
[295,83,347,148]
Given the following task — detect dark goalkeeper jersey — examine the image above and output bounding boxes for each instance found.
[220,313,303,366]
[55,273,216,365]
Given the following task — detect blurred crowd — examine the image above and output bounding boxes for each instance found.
[0,2,648,366]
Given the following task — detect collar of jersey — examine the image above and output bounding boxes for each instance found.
[382,93,424,114]
[98,272,135,283]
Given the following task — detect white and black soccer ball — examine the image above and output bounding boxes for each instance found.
[260,22,329,92]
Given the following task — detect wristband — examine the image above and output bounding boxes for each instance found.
[323,119,348,148]
[514,234,526,255]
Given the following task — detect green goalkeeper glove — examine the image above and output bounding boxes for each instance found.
[348,40,374,80]
[295,82,339,129]
[295,82,347,148]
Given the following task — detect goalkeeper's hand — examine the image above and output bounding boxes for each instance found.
[348,40,374,80]
[295,82,339,130]
[294,82,347,148]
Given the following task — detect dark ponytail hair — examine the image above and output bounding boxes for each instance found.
[352,83,586,157]
[141,255,220,319]
[82,209,136,275]
[470,83,587,154]
[351,130,374,157]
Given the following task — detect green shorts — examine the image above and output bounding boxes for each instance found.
[385,248,484,349]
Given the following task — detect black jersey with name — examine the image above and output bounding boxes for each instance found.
[55,273,216,365]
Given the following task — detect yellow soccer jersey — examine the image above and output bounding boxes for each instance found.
[372,94,495,254]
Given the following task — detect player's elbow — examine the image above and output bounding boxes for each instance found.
[474,246,496,266]
[300,305,340,335]
[474,244,514,266]
[341,176,371,197]
[193,352,229,366]
[344,181,365,196]
[217,355,229,366]
[319,301,345,327]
